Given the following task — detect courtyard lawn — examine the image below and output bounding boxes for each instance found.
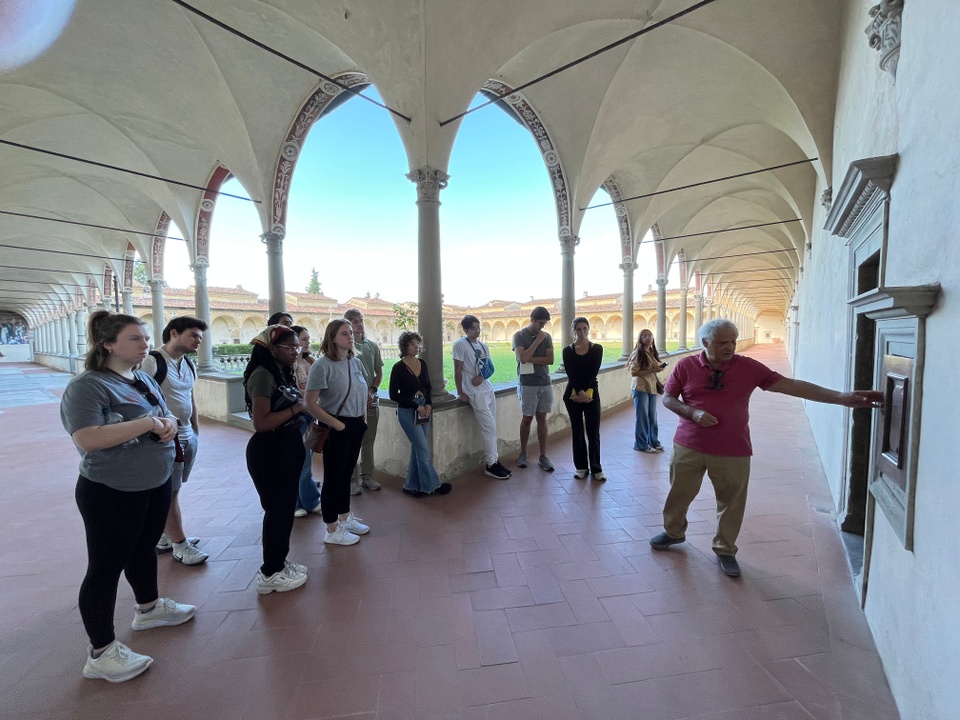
[377,340,680,390]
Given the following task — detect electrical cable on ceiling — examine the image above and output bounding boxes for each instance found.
[170,0,411,123]
[0,139,257,202]
[440,0,719,126]
[0,209,186,241]
[583,158,818,211]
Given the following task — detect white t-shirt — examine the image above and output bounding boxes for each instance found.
[140,347,194,429]
[452,337,493,397]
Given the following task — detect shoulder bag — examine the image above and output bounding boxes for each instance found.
[470,340,495,380]
[303,361,352,453]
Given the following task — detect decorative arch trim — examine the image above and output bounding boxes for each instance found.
[196,165,233,263]
[482,80,572,237]
[151,212,170,281]
[271,72,371,236]
[601,177,632,260]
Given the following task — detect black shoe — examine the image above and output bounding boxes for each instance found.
[432,482,453,495]
[718,555,741,578]
[649,531,685,550]
[402,488,426,498]
[485,462,512,479]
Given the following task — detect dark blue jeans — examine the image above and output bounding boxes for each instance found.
[397,407,441,493]
[633,389,660,450]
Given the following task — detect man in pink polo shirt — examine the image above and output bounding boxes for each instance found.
[650,319,882,578]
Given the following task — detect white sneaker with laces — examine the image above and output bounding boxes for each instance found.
[131,597,196,631]
[349,479,362,496]
[324,524,360,546]
[156,534,199,554]
[339,512,369,535]
[284,559,307,576]
[593,471,607,482]
[257,565,308,594]
[173,541,208,566]
[574,469,588,479]
[83,641,152,683]
[360,477,381,491]
[293,507,308,518]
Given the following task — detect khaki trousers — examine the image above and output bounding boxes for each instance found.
[663,443,751,556]
[351,403,379,482]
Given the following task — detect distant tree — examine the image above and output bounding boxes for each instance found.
[392,301,418,330]
[305,268,321,294]
[133,260,149,285]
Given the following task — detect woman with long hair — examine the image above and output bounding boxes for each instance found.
[562,317,605,481]
[305,319,370,545]
[628,328,667,453]
[389,331,452,497]
[60,311,195,683]
[291,326,321,518]
[243,325,311,593]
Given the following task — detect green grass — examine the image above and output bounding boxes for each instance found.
[377,340,680,390]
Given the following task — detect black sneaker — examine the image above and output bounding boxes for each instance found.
[433,483,453,495]
[649,531,685,550]
[718,555,741,578]
[485,462,512,479]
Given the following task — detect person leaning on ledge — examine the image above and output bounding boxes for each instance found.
[650,318,883,579]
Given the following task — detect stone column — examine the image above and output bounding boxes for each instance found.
[693,292,703,339]
[619,257,637,360]
[37,323,45,353]
[191,262,214,372]
[261,231,286,317]
[67,311,78,356]
[655,275,667,352]
[407,166,450,397]
[122,290,134,316]
[149,280,165,348]
[75,306,87,357]
[559,233,580,348]
[677,285,689,351]
[57,316,68,355]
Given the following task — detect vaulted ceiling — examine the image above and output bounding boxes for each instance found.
[0,0,843,325]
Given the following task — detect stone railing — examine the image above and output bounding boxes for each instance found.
[212,354,250,374]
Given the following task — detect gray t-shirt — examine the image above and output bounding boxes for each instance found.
[140,348,194,431]
[306,355,368,417]
[512,328,553,386]
[60,370,175,491]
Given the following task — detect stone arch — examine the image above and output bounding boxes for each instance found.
[506,320,521,338]
[481,321,493,338]
[240,317,260,340]
[492,321,506,341]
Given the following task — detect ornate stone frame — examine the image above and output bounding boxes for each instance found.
[195,165,232,265]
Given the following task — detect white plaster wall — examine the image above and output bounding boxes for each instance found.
[0,345,33,362]
[794,2,960,717]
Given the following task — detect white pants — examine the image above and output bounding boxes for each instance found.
[467,389,499,465]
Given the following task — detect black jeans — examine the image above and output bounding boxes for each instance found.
[247,424,305,575]
[75,475,172,649]
[564,395,603,473]
[320,416,366,524]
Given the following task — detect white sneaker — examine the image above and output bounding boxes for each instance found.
[574,469,588,479]
[324,525,360,546]
[83,641,152,683]
[131,597,196,631]
[360,477,381,491]
[156,534,199,554]
[173,541,208,566]
[293,508,308,518]
[284,559,307,577]
[257,566,307,594]
[339,512,369,535]
[349,479,362,496]
[592,471,607,482]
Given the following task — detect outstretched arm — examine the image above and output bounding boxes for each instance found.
[768,378,883,408]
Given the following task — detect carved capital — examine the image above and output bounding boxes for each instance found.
[656,275,667,287]
[260,231,284,254]
[559,234,580,255]
[619,256,637,273]
[190,263,208,282]
[406,166,449,203]
[866,0,903,79]
[821,186,833,212]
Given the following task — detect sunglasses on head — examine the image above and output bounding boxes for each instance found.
[132,377,161,406]
[708,369,725,391]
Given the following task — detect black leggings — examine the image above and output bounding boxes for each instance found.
[247,424,305,576]
[320,416,366,524]
[564,395,603,474]
[75,476,172,649]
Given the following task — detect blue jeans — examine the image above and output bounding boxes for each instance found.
[633,390,660,450]
[397,407,441,493]
[296,416,320,512]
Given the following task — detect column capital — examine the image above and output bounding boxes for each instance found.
[619,256,637,273]
[260,231,284,253]
[656,275,667,287]
[190,263,208,280]
[406,166,449,203]
[694,292,703,301]
[679,284,688,294]
[559,234,580,255]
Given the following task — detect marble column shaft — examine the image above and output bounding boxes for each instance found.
[149,280,165,349]
[191,263,214,372]
[559,234,579,348]
[75,306,87,356]
[619,258,636,359]
[678,285,689,350]
[67,311,78,356]
[407,167,449,397]
[122,289,134,316]
[655,276,667,351]
[261,231,286,317]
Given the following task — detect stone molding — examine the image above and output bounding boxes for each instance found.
[406,166,449,202]
[866,0,903,79]
[824,154,898,238]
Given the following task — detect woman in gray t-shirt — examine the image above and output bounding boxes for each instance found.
[305,319,370,546]
[60,311,196,684]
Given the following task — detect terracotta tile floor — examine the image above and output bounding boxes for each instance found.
[0,346,901,719]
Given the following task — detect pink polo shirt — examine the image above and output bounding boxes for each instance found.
[664,352,783,457]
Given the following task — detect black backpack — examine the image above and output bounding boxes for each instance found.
[149,350,197,385]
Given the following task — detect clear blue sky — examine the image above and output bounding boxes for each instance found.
[163,89,672,305]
